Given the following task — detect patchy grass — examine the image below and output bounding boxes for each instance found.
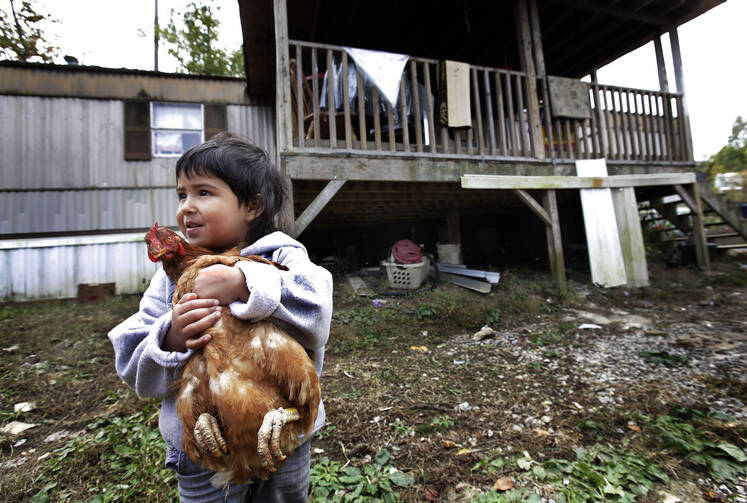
[1,259,746,502]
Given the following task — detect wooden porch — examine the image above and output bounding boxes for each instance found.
[238,0,724,287]
[283,40,693,166]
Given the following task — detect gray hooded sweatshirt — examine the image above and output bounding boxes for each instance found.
[108,231,332,451]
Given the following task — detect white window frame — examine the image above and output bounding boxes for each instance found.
[150,102,204,157]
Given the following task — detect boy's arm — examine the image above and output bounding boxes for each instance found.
[229,246,333,350]
[108,268,194,398]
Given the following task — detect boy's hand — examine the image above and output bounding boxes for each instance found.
[192,264,250,304]
[163,293,221,352]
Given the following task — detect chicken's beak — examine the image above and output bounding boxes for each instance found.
[148,248,166,261]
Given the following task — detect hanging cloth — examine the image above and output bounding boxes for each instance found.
[344,47,409,108]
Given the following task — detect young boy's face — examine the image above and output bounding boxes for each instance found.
[176,173,255,251]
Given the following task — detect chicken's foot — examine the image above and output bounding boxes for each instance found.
[257,407,300,471]
[194,413,229,457]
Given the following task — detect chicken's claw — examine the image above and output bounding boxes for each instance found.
[257,408,300,471]
[194,413,228,457]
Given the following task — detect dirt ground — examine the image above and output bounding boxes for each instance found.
[0,254,745,502]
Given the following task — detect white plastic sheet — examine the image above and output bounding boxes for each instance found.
[344,47,409,108]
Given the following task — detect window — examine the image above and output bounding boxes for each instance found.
[123,101,227,161]
[151,102,204,157]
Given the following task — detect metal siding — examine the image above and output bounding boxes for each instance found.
[227,104,276,160]
[0,95,178,189]
[0,234,158,301]
[0,189,178,234]
[1,97,275,235]
[0,96,277,300]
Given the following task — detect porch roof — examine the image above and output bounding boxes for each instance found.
[238,0,724,98]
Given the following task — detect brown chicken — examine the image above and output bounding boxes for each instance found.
[144,222,321,485]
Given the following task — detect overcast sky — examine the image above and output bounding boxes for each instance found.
[35,0,745,161]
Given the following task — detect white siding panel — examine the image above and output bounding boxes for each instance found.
[1,96,275,236]
[0,189,178,234]
[1,96,274,191]
[0,95,182,189]
[0,234,159,301]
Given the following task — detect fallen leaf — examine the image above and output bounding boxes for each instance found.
[1,421,38,436]
[456,448,471,456]
[627,424,641,432]
[424,485,439,501]
[703,491,728,503]
[534,428,551,437]
[472,326,496,341]
[410,346,429,353]
[493,477,515,491]
[441,440,457,449]
[13,402,36,413]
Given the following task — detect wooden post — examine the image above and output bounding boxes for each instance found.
[273,0,294,236]
[669,27,693,161]
[513,188,566,290]
[653,36,669,92]
[447,208,462,245]
[279,175,296,236]
[515,0,544,159]
[674,183,711,272]
[273,0,292,158]
[542,189,566,291]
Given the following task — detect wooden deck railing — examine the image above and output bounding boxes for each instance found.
[286,40,692,164]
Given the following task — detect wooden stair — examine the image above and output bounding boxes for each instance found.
[640,181,747,250]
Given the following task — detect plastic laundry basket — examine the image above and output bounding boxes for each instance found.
[382,257,430,289]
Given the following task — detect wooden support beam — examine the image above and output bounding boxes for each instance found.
[673,184,697,213]
[273,0,292,157]
[294,179,346,237]
[446,208,462,246]
[278,176,296,236]
[515,0,545,160]
[653,36,669,92]
[528,0,546,77]
[669,27,693,161]
[675,183,711,271]
[542,189,566,291]
[462,172,696,190]
[514,189,551,226]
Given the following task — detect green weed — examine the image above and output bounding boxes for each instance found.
[430,415,455,431]
[640,408,747,488]
[415,303,437,320]
[638,350,689,367]
[32,405,177,502]
[315,424,337,440]
[391,419,414,438]
[309,448,414,502]
[472,488,542,503]
[486,309,501,326]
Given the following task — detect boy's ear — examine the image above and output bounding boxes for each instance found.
[244,194,264,222]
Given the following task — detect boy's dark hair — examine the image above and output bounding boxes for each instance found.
[175,132,286,244]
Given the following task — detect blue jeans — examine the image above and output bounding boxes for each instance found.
[165,440,311,503]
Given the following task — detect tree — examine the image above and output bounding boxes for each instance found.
[159,1,244,77]
[0,0,58,62]
[699,116,747,180]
